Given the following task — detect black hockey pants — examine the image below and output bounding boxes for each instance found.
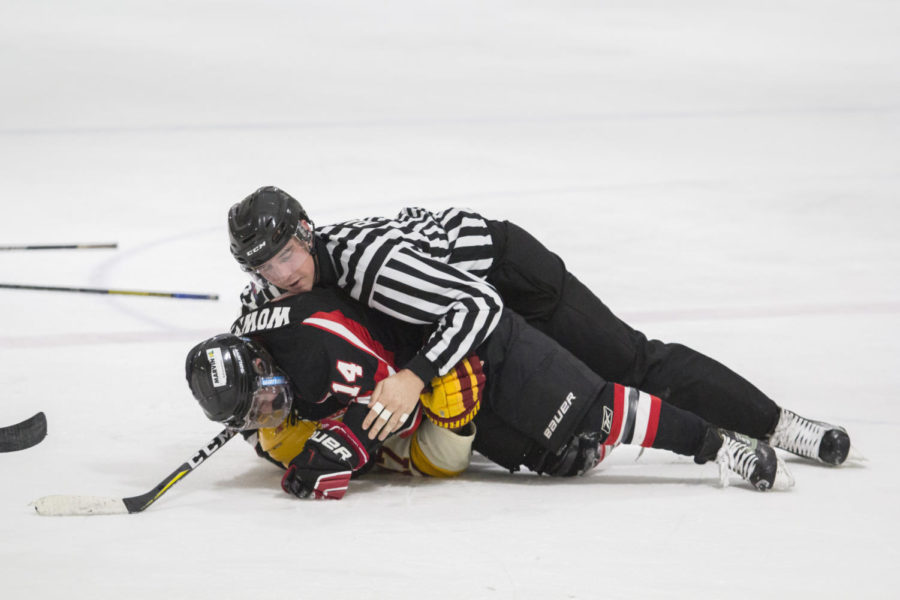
[471,309,711,473]
[485,220,780,439]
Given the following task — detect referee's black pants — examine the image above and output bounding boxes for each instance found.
[485,220,780,439]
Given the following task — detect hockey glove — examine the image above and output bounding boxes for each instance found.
[281,419,369,500]
[420,355,485,429]
[532,432,606,477]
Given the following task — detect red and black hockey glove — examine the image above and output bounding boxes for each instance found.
[281,419,369,500]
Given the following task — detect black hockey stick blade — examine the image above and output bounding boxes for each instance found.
[0,412,47,452]
[32,427,236,516]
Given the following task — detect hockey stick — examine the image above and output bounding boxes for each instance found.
[0,283,219,301]
[0,412,47,452]
[32,427,237,516]
[0,243,117,251]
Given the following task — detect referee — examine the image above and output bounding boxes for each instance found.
[227,186,850,466]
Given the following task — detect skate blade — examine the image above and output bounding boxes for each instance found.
[845,444,867,464]
[717,463,731,489]
[772,456,795,491]
[717,458,795,491]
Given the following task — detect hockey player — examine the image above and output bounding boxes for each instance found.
[226,186,851,467]
[185,288,794,500]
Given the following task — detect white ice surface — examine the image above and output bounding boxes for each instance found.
[1,1,899,598]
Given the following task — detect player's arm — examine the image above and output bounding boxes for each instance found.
[278,329,486,495]
[300,312,398,406]
[280,403,378,500]
[276,320,404,500]
[378,353,485,476]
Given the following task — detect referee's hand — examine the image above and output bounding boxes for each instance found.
[363,369,425,440]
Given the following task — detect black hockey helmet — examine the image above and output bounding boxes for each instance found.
[228,186,314,271]
[185,333,292,429]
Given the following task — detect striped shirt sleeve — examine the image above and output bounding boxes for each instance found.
[264,207,504,383]
[367,244,502,383]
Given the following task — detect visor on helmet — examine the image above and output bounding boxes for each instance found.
[237,374,292,430]
[231,351,293,430]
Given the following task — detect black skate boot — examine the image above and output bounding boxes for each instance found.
[696,428,793,491]
[767,409,851,466]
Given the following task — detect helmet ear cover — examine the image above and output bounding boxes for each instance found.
[228,186,314,272]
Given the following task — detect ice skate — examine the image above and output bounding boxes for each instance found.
[767,408,851,466]
[697,428,794,491]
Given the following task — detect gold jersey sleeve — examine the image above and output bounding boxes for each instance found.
[257,419,319,467]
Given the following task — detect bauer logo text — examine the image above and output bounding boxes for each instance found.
[544,392,576,439]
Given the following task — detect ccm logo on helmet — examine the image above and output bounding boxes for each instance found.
[544,392,576,439]
[246,241,267,257]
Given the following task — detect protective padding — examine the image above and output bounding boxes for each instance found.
[420,356,485,429]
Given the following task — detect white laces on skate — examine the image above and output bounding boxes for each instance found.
[715,431,794,490]
[769,409,828,460]
[716,435,759,488]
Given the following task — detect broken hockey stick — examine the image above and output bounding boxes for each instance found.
[0,283,219,301]
[0,412,47,452]
[0,243,117,251]
[32,427,237,516]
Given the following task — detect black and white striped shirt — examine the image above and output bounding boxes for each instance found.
[240,207,503,384]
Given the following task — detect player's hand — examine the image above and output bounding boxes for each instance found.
[280,420,366,500]
[363,369,425,441]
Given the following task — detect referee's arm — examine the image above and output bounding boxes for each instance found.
[368,245,503,384]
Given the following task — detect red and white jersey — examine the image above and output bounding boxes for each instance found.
[233,289,433,462]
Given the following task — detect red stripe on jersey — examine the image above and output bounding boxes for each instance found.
[304,310,397,384]
[641,395,662,448]
[605,384,626,446]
